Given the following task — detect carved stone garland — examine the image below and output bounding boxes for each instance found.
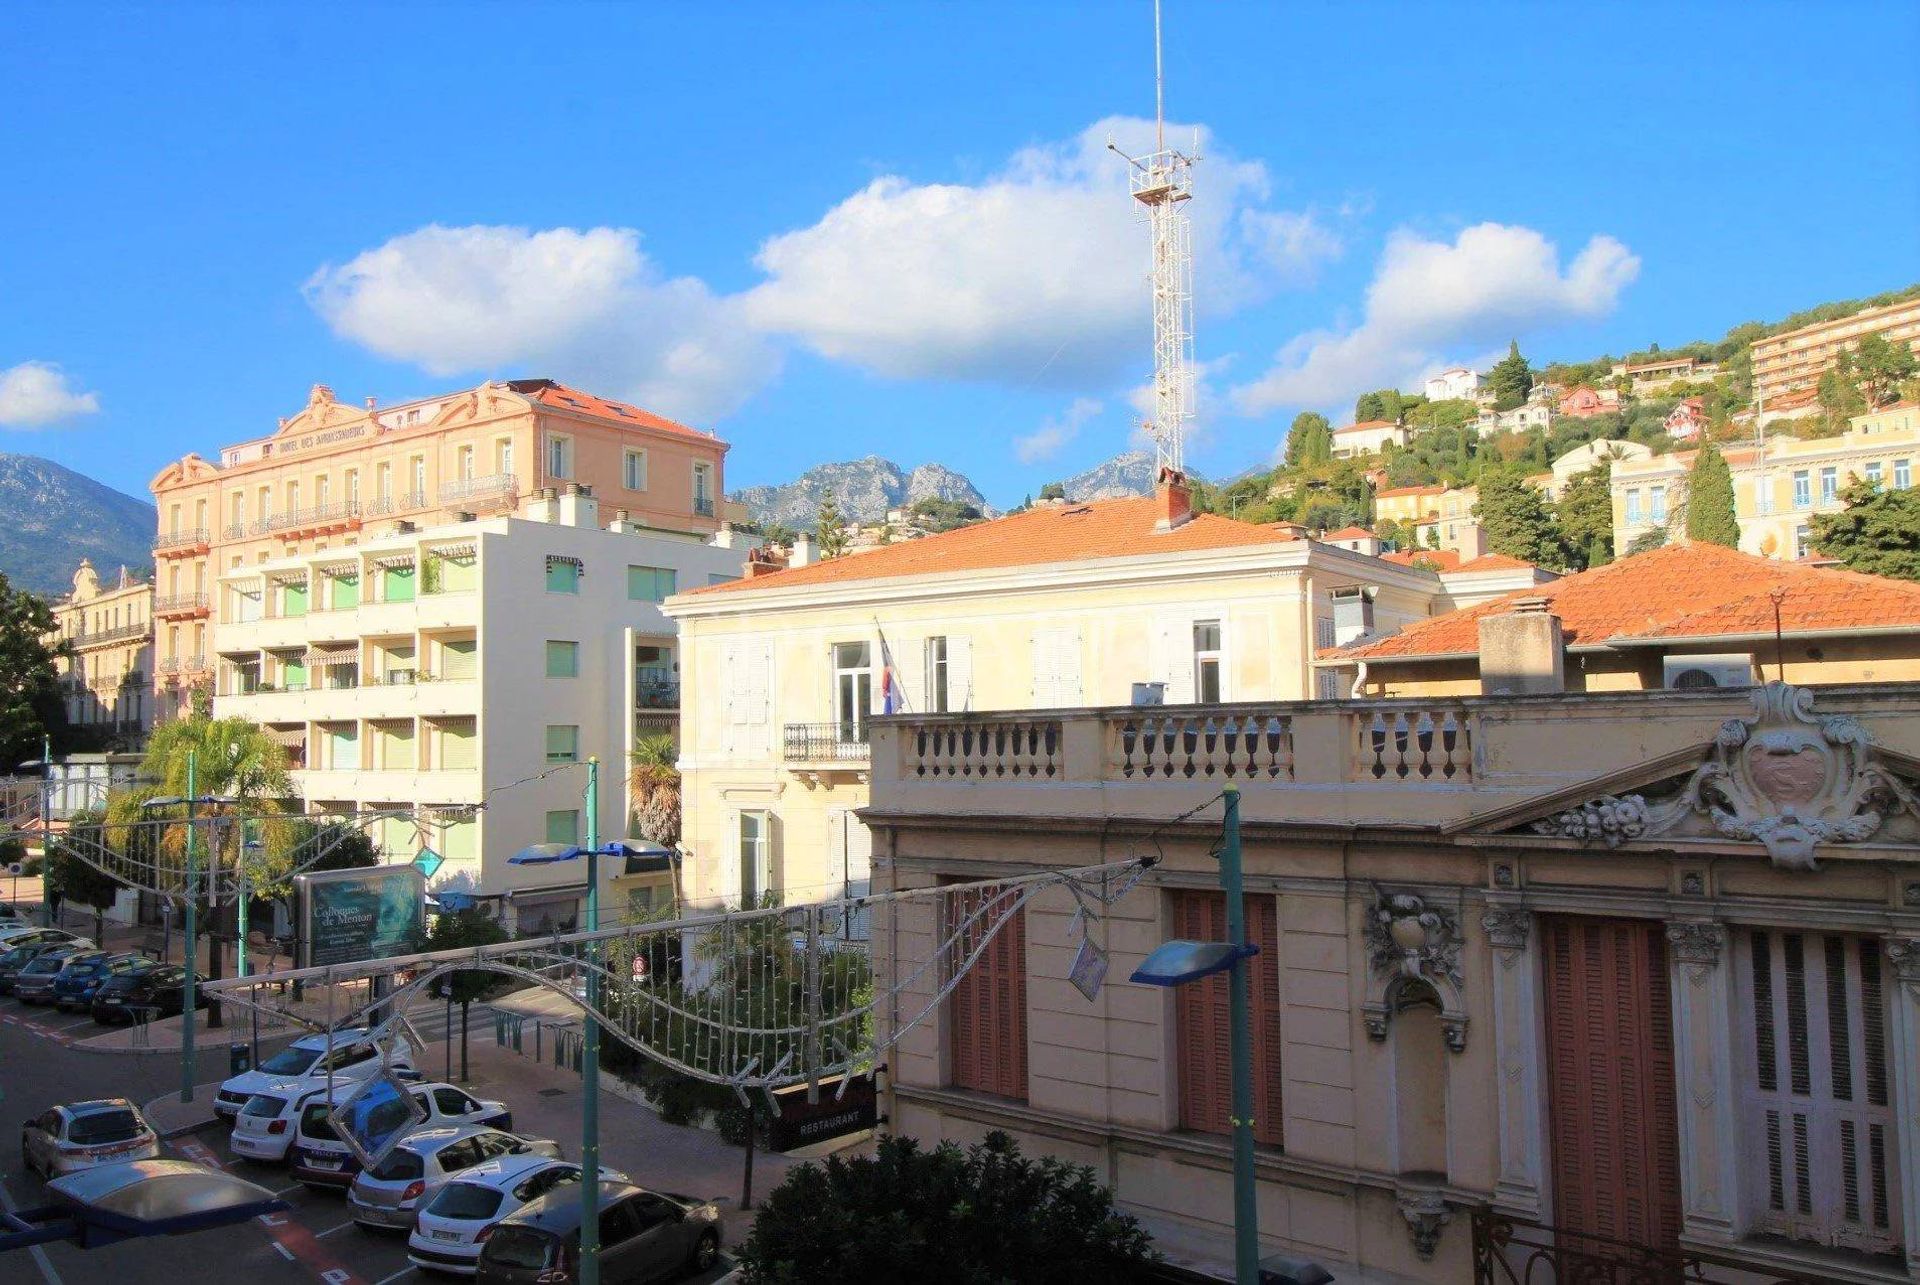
[1363,885,1468,1052]
[1530,682,1920,871]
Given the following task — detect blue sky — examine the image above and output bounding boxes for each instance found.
[3,2,1916,509]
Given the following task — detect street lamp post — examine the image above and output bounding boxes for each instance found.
[509,768,672,1285]
[142,751,224,1103]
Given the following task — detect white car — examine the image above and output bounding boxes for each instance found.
[283,1080,514,1184]
[347,1126,560,1231]
[229,1078,322,1162]
[406,1155,629,1276]
[19,1098,161,1179]
[214,1027,416,1120]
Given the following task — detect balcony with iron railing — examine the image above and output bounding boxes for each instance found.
[437,473,518,508]
[693,495,715,518]
[69,621,149,649]
[783,721,871,765]
[154,593,210,618]
[635,665,679,710]
[153,528,209,555]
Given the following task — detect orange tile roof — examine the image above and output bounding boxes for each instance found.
[510,379,714,442]
[1325,525,1377,540]
[1334,419,1399,434]
[693,495,1306,596]
[1453,553,1539,573]
[1380,549,1460,570]
[1325,542,1920,661]
[1375,484,1446,499]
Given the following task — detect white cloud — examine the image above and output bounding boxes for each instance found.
[305,224,780,424]
[1015,397,1103,465]
[1230,222,1639,416]
[742,117,1341,385]
[0,362,100,427]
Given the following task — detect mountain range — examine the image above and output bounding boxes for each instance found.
[0,455,155,598]
[734,451,1165,530]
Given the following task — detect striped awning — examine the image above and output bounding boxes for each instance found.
[265,569,310,585]
[315,560,360,577]
[305,647,359,667]
[427,542,476,562]
[263,726,307,747]
[369,552,417,569]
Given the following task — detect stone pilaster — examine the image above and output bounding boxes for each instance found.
[1664,920,1740,1243]
[1883,938,1920,1277]
[1481,906,1545,1217]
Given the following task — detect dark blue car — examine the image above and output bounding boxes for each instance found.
[51,952,145,1012]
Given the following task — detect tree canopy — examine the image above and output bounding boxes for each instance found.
[1487,341,1535,411]
[814,491,850,559]
[1684,443,1741,547]
[1836,333,1918,409]
[1555,460,1616,569]
[1809,479,1920,580]
[739,1131,1156,1285]
[1473,470,1567,567]
[1283,412,1333,467]
[0,575,68,768]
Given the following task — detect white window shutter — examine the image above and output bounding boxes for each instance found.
[891,636,921,714]
[947,636,973,711]
[1156,613,1196,705]
[718,811,743,907]
[1031,627,1082,706]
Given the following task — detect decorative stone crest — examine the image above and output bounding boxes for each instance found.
[1529,683,1920,871]
[1666,921,1725,983]
[1396,1187,1451,1261]
[1480,908,1530,952]
[1363,885,1468,1051]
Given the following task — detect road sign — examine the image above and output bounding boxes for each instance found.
[412,847,444,880]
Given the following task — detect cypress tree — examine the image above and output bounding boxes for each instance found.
[1684,442,1740,548]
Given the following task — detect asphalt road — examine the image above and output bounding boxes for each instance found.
[0,993,732,1285]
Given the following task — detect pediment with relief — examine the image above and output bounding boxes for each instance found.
[1488,683,1920,871]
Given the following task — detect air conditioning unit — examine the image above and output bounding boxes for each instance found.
[1663,654,1755,690]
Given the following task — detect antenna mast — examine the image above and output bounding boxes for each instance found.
[1115,0,1196,478]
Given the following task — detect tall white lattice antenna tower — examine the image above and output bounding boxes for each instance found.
[1112,0,1196,478]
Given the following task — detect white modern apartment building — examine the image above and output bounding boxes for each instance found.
[210,486,744,932]
[1423,366,1481,402]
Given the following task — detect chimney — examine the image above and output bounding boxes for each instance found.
[790,532,817,568]
[1153,466,1192,532]
[558,485,599,529]
[1331,586,1375,646]
[745,545,789,578]
[1477,596,1565,695]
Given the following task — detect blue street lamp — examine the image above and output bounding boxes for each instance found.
[508,755,672,1285]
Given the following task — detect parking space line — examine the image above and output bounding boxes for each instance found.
[0,1177,65,1285]
[44,1016,96,1032]
[271,1241,295,1261]
[270,1183,304,1197]
[313,1220,355,1237]
[373,1269,416,1285]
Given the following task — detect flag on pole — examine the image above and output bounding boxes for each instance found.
[875,620,907,715]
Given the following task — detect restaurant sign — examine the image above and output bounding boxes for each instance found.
[768,1071,879,1152]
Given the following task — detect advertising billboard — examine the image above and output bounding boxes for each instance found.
[295,865,428,968]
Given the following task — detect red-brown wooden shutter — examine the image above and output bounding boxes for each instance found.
[946,888,1028,1101]
[1541,915,1682,1251]
[1173,889,1285,1149]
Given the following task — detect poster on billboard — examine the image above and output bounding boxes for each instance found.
[295,865,428,968]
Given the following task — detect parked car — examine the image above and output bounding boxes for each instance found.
[51,951,146,1012]
[89,961,196,1023]
[215,1027,417,1120]
[18,1098,161,1179]
[0,939,90,995]
[347,1126,561,1232]
[14,949,109,1005]
[474,1181,721,1284]
[408,1156,630,1277]
[262,1079,511,1174]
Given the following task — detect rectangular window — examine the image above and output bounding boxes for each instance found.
[547,435,573,481]
[324,723,358,771]
[282,581,309,617]
[927,636,949,714]
[330,573,359,610]
[375,463,392,502]
[1820,467,1838,503]
[544,725,579,763]
[738,811,770,906]
[345,469,360,505]
[1796,526,1813,560]
[626,565,676,602]
[545,809,580,846]
[1738,930,1898,1253]
[623,449,648,492]
[382,564,416,603]
[545,641,579,678]
[1794,471,1812,509]
[410,456,426,499]
[545,557,581,594]
[692,462,714,516]
[1192,619,1223,704]
[1865,462,1883,489]
[1650,484,1667,524]
[1172,889,1284,1147]
[946,884,1027,1101]
[832,642,872,743]
[1627,490,1642,524]
[1896,459,1912,490]
[440,638,477,681]
[436,719,476,770]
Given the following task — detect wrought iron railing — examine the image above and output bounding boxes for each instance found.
[1471,1209,1827,1284]
[437,473,518,506]
[69,621,149,648]
[153,527,208,552]
[693,495,715,518]
[783,722,871,763]
[154,593,209,616]
[636,665,679,709]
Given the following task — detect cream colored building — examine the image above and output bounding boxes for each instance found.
[150,379,727,724]
[1331,420,1412,459]
[49,560,154,748]
[1542,437,1651,499]
[209,492,743,928]
[1612,403,1920,559]
[1609,354,1717,392]
[662,481,1450,920]
[866,670,1920,1282]
[1751,296,1920,406]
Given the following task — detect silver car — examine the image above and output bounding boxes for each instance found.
[347,1126,561,1231]
[19,1098,161,1179]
